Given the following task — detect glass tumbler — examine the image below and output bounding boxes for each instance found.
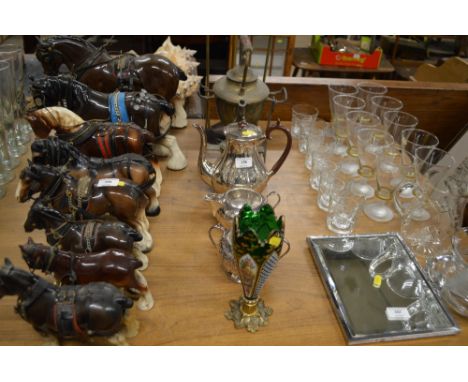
[327,193,364,234]
[370,95,404,122]
[309,153,338,191]
[317,171,346,212]
[304,126,325,169]
[291,104,318,139]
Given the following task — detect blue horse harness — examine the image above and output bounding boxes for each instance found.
[108,91,130,123]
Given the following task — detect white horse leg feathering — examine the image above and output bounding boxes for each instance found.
[154,135,187,171]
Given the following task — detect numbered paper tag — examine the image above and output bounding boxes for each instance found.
[235,157,253,169]
[385,307,410,321]
[96,178,120,187]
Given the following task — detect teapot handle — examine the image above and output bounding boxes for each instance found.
[266,119,292,176]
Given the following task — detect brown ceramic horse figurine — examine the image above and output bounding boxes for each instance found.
[16,163,153,252]
[30,138,161,216]
[24,202,148,269]
[27,107,158,158]
[29,76,187,170]
[20,238,154,311]
[35,35,186,103]
[0,258,136,344]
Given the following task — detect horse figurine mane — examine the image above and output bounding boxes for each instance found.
[43,35,97,49]
[30,106,85,131]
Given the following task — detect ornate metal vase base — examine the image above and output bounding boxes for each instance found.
[225,296,272,333]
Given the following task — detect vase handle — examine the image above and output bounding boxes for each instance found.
[279,238,290,259]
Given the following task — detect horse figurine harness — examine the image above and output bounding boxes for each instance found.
[15,275,85,338]
[56,122,132,159]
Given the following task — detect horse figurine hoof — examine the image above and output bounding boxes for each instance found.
[153,144,171,157]
[161,135,188,170]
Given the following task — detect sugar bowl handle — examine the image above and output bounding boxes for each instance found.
[266,119,292,176]
[208,224,226,253]
[265,191,281,209]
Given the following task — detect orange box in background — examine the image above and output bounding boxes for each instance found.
[313,41,383,69]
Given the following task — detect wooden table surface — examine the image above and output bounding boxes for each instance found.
[0,121,466,345]
[293,47,395,77]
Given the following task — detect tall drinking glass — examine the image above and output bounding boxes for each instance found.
[0,61,20,180]
[383,110,419,145]
[346,110,381,157]
[332,95,366,139]
[364,144,407,223]
[0,45,26,157]
[356,128,394,178]
[370,95,404,122]
[2,43,31,145]
[357,81,388,112]
[328,84,358,121]
[401,128,439,156]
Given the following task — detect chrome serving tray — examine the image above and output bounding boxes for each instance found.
[307,233,460,344]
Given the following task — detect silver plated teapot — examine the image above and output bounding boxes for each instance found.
[193,117,291,193]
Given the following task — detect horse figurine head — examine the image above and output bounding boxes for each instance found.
[24,201,69,233]
[16,162,63,203]
[20,238,54,274]
[31,137,77,166]
[26,106,85,138]
[31,76,67,107]
[35,37,65,76]
[0,258,37,300]
[35,36,97,76]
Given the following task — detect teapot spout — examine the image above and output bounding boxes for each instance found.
[193,123,215,186]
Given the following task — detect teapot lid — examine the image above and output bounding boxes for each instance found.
[213,66,269,105]
[224,120,264,140]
